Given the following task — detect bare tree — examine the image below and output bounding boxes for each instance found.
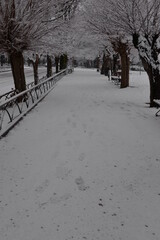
[0,0,80,92]
[28,53,40,85]
[44,0,80,75]
[107,0,160,106]
[83,0,131,88]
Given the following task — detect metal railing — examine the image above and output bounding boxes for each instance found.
[0,69,67,138]
[0,76,47,102]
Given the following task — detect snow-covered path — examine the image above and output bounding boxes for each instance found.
[0,68,160,240]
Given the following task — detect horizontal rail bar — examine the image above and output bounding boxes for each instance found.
[0,69,66,107]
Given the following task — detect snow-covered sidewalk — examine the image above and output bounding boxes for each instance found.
[0,68,160,240]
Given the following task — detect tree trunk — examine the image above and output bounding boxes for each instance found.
[47,55,52,78]
[1,55,5,66]
[96,56,100,72]
[112,54,119,75]
[30,54,39,85]
[120,51,130,88]
[112,39,130,88]
[60,54,68,70]
[60,55,64,70]
[101,54,105,74]
[55,56,59,73]
[140,57,159,107]
[101,54,109,75]
[132,33,160,107]
[33,63,38,85]
[10,51,26,92]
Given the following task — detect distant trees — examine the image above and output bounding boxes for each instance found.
[44,0,80,74]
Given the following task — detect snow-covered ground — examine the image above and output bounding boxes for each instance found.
[0,68,160,240]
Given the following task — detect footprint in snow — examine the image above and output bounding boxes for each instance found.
[78,153,85,161]
[35,179,49,193]
[75,177,89,191]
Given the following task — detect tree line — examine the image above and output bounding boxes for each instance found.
[82,0,160,107]
[0,0,79,93]
[1,0,160,107]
